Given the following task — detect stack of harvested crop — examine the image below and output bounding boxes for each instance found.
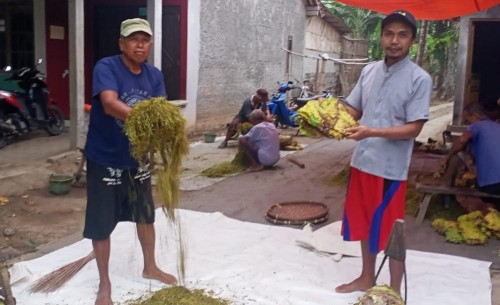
[432,208,500,245]
[297,97,358,140]
[132,286,231,305]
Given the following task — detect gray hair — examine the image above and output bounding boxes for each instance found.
[249,109,265,123]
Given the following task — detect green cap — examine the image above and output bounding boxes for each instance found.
[120,18,152,37]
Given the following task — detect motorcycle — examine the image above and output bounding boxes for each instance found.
[267,80,333,128]
[289,78,333,111]
[267,81,295,128]
[0,59,65,149]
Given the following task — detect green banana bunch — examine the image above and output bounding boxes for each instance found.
[297,97,358,140]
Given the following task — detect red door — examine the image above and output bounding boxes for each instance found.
[45,0,69,117]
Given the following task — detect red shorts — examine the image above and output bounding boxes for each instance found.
[341,167,406,253]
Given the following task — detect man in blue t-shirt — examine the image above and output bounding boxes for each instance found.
[84,18,177,305]
[445,103,500,196]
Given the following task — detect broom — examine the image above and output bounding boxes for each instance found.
[28,251,95,293]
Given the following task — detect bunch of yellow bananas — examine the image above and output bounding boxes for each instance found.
[431,208,500,245]
[297,97,357,140]
[355,285,404,305]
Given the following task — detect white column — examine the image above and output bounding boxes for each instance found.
[186,0,200,127]
[68,0,85,149]
[33,0,46,74]
[147,0,162,69]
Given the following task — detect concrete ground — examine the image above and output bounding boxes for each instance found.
[1,102,499,303]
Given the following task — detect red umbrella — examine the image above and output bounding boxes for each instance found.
[336,0,500,20]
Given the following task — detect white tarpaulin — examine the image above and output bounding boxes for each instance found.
[296,221,361,261]
[10,209,492,305]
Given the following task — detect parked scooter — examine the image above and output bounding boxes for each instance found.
[289,88,333,111]
[0,59,65,149]
[267,81,295,127]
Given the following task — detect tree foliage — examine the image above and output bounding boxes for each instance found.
[320,0,459,96]
[321,0,383,39]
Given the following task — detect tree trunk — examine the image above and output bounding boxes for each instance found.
[439,21,459,101]
[416,20,430,67]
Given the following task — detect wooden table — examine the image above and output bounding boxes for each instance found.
[414,183,500,224]
[412,154,500,224]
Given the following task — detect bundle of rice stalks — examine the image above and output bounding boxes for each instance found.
[355,285,404,305]
[297,98,358,140]
[125,97,189,283]
[124,97,189,221]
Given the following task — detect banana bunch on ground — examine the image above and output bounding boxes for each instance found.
[297,98,358,140]
[454,171,477,188]
[355,285,404,305]
[431,208,500,245]
[279,135,302,151]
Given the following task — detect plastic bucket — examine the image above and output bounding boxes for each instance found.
[203,132,217,143]
[49,174,74,195]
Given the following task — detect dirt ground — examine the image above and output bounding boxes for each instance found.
[1,99,500,303]
[0,95,452,259]
[0,153,87,256]
[0,127,305,259]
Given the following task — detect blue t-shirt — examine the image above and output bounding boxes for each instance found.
[85,55,166,168]
[468,119,500,187]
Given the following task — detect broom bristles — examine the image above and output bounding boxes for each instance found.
[28,251,95,294]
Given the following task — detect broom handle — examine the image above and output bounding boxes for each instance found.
[287,155,305,168]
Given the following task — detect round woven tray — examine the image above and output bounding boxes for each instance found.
[265,201,329,225]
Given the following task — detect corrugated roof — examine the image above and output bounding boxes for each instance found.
[303,0,351,34]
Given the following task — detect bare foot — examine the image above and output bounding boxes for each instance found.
[335,277,374,293]
[246,164,264,172]
[95,283,113,305]
[218,141,227,149]
[143,268,178,286]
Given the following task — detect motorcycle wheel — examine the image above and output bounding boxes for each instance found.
[44,105,65,136]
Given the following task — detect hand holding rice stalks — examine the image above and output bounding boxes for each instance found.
[125,97,189,221]
[297,97,358,140]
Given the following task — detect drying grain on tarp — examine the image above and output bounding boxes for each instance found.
[129,286,231,305]
[125,97,190,282]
